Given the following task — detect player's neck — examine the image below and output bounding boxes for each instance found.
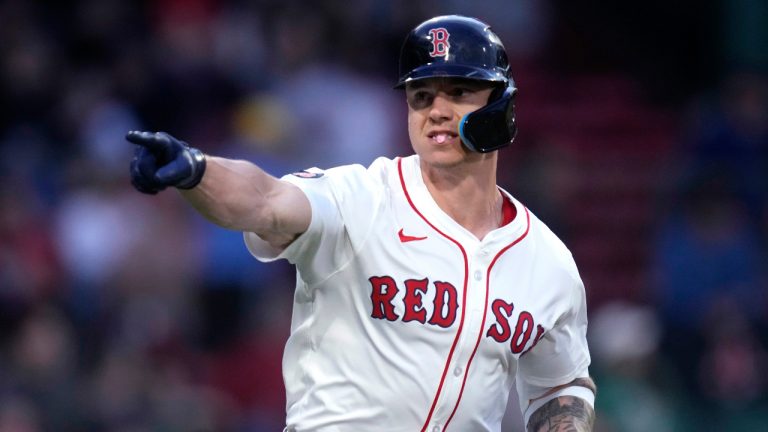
[420,158,502,240]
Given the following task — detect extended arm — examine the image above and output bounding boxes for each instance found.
[182,156,310,249]
[526,377,596,432]
[127,131,310,250]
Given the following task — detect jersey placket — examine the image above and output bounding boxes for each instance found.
[426,244,494,431]
[398,157,503,431]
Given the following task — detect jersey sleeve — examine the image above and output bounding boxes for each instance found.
[243,164,384,286]
[515,273,591,403]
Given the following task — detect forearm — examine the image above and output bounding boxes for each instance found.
[525,377,596,432]
[127,131,308,247]
[180,156,280,232]
[526,396,595,432]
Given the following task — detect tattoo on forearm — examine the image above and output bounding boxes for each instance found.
[527,396,595,432]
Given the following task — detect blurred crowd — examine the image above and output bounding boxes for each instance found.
[0,0,766,431]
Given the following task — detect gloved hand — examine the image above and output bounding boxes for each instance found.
[126,131,207,194]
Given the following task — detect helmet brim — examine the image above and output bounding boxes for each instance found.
[394,63,508,89]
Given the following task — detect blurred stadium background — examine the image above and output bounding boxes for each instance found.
[1,0,766,431]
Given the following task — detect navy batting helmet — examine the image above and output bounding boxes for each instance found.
[396,15,517,153]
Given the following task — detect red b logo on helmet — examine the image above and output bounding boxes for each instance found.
[428,28,450,57]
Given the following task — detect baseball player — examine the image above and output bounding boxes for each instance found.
[126,15,596,432]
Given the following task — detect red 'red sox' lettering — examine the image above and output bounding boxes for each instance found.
[511,311,534,354]
[369,277,545,355]
[369,276,399,321]
[369,276,458,327]
[486,299,546,355]
[403,278,429,323]
[429,281,458,327]
[486,299,514,342]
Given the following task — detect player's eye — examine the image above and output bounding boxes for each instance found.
[408,91,434,109]
[448,87,474,98]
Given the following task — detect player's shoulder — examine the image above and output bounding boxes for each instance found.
[288,156,398,180]
[367,155,403,179]
[524,206,581,281]
[330,155,404,188]
[282,156,401,202]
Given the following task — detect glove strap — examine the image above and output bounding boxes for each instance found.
[176,147,207,189]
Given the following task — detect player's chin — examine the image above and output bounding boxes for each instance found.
[419,148,468,168]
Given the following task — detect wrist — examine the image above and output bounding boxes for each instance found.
[176,147,207,189]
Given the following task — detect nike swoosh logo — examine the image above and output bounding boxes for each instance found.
[398,228,428,243]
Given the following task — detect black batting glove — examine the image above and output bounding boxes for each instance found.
[126,131,206,194]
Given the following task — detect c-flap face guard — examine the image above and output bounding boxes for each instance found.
[459,86,517,153]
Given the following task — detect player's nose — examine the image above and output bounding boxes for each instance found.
[428,94,453,123]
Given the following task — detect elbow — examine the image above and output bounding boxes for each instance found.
[213,203,274,233]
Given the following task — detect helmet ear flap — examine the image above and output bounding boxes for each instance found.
[488,84,507,103]
[459,84,517,153]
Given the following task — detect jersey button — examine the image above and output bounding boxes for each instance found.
[453,366,463,376]
[473,270,482,281]
[432,426,440,432]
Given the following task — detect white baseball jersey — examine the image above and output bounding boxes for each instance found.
[244,155,591,432]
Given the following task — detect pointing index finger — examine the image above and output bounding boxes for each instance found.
[125,131,171,152]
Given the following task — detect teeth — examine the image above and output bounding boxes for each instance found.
[434,133,449,143]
